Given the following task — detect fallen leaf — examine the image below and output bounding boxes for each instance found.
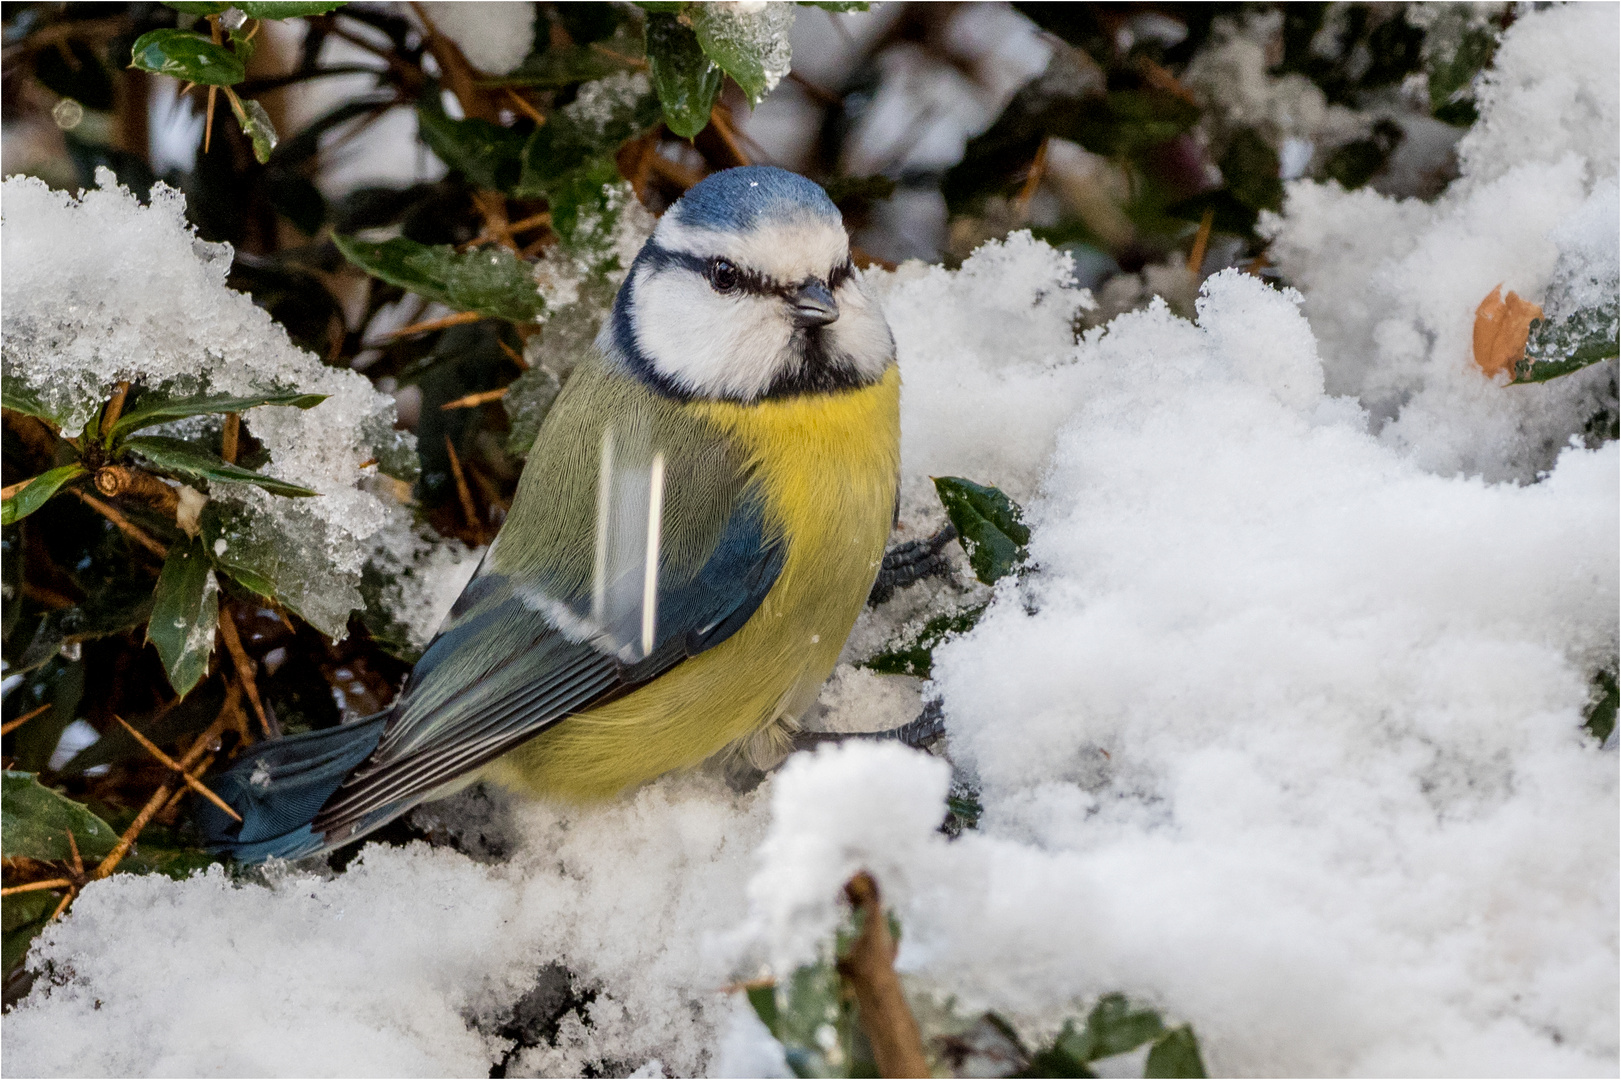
[1473,284,1543,378]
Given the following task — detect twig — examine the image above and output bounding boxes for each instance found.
[1187,207,1214,276]
[497,338,529,370]
[440,387,509,410]
[443,436,482,539]
[505,87,547,127]
[217,610,275,739]
[99,380,131,441]
[112,715,242,822]
[385,309,484,339]
[837,872,928,1079]
[589,41,648,70]
[221,412,240,464]
[471,190,519,251]
[1014,137,1050,219]
[644,150,705,191]
[411,2,499,119]
[708,105,751,166]
[1,704,51,737]
[95,465,180,515]
[71,490,169,559]
[0,879,74,896]
[48,887,76,921]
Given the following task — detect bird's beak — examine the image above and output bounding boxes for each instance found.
[790,281,839,328]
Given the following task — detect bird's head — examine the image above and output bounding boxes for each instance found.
[603,166,894,402]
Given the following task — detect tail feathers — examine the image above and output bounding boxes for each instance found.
[199,716,388,862]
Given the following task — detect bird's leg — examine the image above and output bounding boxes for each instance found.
[868,525,958,605]
[791,699,946,754]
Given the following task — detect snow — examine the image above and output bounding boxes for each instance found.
[0,171,464,640]
[3,4,1616,1076]
[417,2,536,77]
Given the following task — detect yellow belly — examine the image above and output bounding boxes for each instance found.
[486,365,901,801]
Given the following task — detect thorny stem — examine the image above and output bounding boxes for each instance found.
[217,610,275,739]
[384,309,484,341]
[440,387,509,410]
[0,704,51,738]
[837,872,929,1079]
[443,436,482,541]
[71,490,168,559]
[1187,207,1215,276]
[112,715,242,821]
[0,879,74,897]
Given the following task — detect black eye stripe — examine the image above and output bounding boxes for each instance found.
[641,243,853,299]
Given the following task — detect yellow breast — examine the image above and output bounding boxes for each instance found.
[488,365,902,801]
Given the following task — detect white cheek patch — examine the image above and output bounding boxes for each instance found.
[655,216,850,285]
[632,266,795,399]
[826,273,896,379]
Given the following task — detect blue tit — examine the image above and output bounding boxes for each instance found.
[201,166,900,861]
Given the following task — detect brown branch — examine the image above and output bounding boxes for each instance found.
[497,338,529,370]
[384,309,484,340]
[95,465,179,515]
[0,878,74,897]
[644,149,706,191]
[1014,136,1050,219]
[48,887,76,921]
[443,436,482,540]
[837,872,928,1079]
[411,2,499,120]
[113,715,242,822]
[1,704,51,738]
[221,412,240,464]
[99,380,131,441]
[217,610,274,739]
[505,87,547,127]
[1186,207,1214,275]
[707,105,751,167]
[71,490,169,559]
[440,387,509,410]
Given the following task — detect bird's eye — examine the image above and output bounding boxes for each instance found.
[707,258,740,293]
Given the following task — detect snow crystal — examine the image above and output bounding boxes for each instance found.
[0,173,462,639]
[699,3,796,103]
[1264,2,1619,483]
[417,2,536,77]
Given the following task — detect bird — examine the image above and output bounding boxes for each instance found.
[201,166,901,861]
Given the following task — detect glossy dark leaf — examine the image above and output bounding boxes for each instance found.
[1,372,66,427]
[1072,994,1166,1060]
[691,4,782,105]
[236,1,349,17]
[111,388,326,440]
[1144,1026,1207,1079]
[1428,25,1496,124]
[17,576,155,672]
[147,536,220,697]
[161,1,231,12]
[122,437,319,498]
[1,465,86,527]
[863,604,987,678]
[0,771,120,861]
[3,890,57,973]
[128,29,245,87]
[933,476,1030,585]
[333,234,546,322]
[1512,301,1620,383]
[645,13,722,139]
[417,93,529,192]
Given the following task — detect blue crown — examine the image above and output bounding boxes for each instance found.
[670,166,840,233]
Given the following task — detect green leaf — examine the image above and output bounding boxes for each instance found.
[1219,129,1282,213]
[635,2,690,13]
[417,91,529,192]
[1072,90,1200,159]
[17,575,155,671]
[747,983,780,1036]
[690,3,791,106]
[233,95,280,164]
[645,13,722,139]
[862,604,987,678]
[796,1,870,9]
[1,371,62,425]
[1512,301,1620,384]
[1585,669,1618,744]
[333,234,546,322]
[162,2,231,13]
[515,84,662,199]
[491,42,639,89]
[235,1,349,17]
[1144,1026,1207,1079]
[1071,994,1165,1061]
[4,890,58,972]
[147,536,220,697]
[0,771,120,861]
[1,464,86,526]
[1428,25,1496,125]
[121,437,319,498]
[111,388,327,440]
[128,29,245,86]
[933,477,1030,585]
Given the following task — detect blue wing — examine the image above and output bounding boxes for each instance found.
[302,491,785,846]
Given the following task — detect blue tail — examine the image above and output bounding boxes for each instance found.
[198,716,388,862]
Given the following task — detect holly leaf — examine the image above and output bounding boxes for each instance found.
[645,12,722,139]
[333,234,546,322]
[128,29,245,86]
[933,477,1029,585]
[147,537,220,697]
[1512,299,1620,384]
[417,92,529,192]
[1,771,120,861]
[1145,1026,1207,1079]
[4,890,57,972]
[1,464,86,526]
[111,387,326,441]
[862,604,987,679]
[235,1,348,17]
[121,437,319,498]
[690,3,792,106]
